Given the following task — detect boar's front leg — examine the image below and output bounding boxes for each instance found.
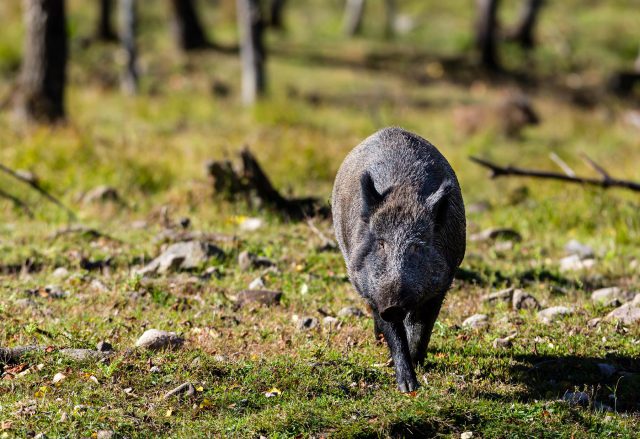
[405,295,445,366]
[373,311,419,392]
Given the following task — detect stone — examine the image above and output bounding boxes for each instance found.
[163,382,195,400]
[52,267,70,279]
[587,317,602,328]
[492,333,516,348]
[59,349,109,361]
[238,251,276,271]
[52,372,66,384]
[90,279,109,293]
[632,294,640,306]
[149,366,161,373]
[322,316,339,328]
[337,306,365,318]
[591,287,633,305]
[248,276,265,290]
[82,185,120,204]
[461,432,474,439]
[135,329,184,351]
[96,431,114,439]
[564,239,594,259]
[469,228,521,243]
[96,341,113,352]
[235,290,282,306]
[462,314,488,329]
[137,241,224,275]
[481,288,514,303]
[559,255,596,272]
[296,316,319,330]
[512,289,540,311]
[605,303,640,325]
[238,217,263,231]
[537,306,573,324]
[563,391,590,406]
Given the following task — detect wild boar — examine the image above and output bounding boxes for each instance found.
[332,127,466,392]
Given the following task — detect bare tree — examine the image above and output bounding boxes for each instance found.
[120,0,138,94]
[15,0,68,123]
[507,0,544,50]
[237,0,266,105]
[169,0,210,51]
[343,0,366,36]
[96,0,118,42]
[269,0,286,30]
[475,0,501,71]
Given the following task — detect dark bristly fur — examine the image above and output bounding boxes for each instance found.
[332,127,466,392]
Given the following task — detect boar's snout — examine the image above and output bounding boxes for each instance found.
[380,305,408,322]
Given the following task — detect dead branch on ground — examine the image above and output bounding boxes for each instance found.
[0,188,34,217]
[470,155,640,193]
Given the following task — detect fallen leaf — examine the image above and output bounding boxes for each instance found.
[196,386,204,392]
[199,398,213,409]
[35,386,50,397]
[264,387,281,398]
[0,422,12,431]
[165,409,173,417]
[4,364,27,375]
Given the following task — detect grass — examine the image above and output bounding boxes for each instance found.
[1,0,639,437]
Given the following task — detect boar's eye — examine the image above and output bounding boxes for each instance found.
[409,243,423,255]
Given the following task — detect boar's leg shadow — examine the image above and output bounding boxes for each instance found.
[405,295,445,366]
[373,311,419,392]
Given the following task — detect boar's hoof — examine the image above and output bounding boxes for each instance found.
[397,376,420,393]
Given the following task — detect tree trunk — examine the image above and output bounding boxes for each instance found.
[269,0,286,30]
[508,0,544,50]
[96,0,118,42]
[169,0,209,51]
[343,0,366,36]
[635,45,640,72]
[120,0,138,94]
[475,0,501,71]
[237,0,266,106]
[384,0,396,39]
[16,0,68,123]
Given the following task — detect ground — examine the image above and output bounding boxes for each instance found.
[0,0,639,437]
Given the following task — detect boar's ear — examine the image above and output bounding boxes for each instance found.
[427,179,453,230]
[360,171,384,221]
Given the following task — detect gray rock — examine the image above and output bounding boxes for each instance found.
[512,289,540,311]
[537,306,573,324]
[470,228,522,243]
[591,287,633,305]
[149,366,161,373]
[481,287,514,304]
[96,431,114,439]
[248,276,265,290]
[83,185,120,204]
[632,294,640,306]
[52,267,70,279]
[559,255,596,272]
[135,329,184,351]
[322,316,339,328]
[587,317,602,328]
[237,251,276,271]
[462,314,488,329]
[138,241,224,275]
[96,341,113,352]
[337,306,365,318]
[492,334,515,348]
[297,316,319,330]
[605,303,640,325]
[563,391,589,406]
[236,290,282,306]
[564,239,594,259]
[163,382,195,400]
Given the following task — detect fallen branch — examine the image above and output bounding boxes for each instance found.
[0,163,76,219]
[306,218,337,250]
[470,156,640,193]
[0,188,34,217]
[206,147,330,220]
[49,225,122,243]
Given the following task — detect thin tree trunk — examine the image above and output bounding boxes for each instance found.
[15,0,68,123]
[120,0,138,94]
[96,0,118,41]
[475,0,501,71]
[508,0,544,50]
[269,0,286,30]
[635,45,640,72]
[169,0,209,51]
[384,0,396,39]
[343,0,366,36]
[237,0,266,106]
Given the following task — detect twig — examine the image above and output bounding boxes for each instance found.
[306,218,337,249]
[0,188,34,217]
[549,152,576,177]
[470,156,640,193]
[0,163,76,219]
[580,153,611,181]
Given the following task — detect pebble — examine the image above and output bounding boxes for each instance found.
[96,431,114,439]
[337,306,365,318]
[248,277,265,290]
[296,316,319,330]
[238,251,276,271]
[52,372,66,384]
[564,239,594,259]
[96,341,113,352]
[137,241,224,275]
[537,306,573,324]
[481,287,514,303]
[462,314,488,329]
[512,289,540,311]
[605,303,640,325]
[322,316,339,328]
[59,349,110,361]
[236,290,282,306]
[239,217,263,232]
[135,329,184,351]
[52,267,70,279]
[591,287,633,305]
[149,366,161,373]
[559,254,596,272]
[82,185,120,204]
[461,432,474,439]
